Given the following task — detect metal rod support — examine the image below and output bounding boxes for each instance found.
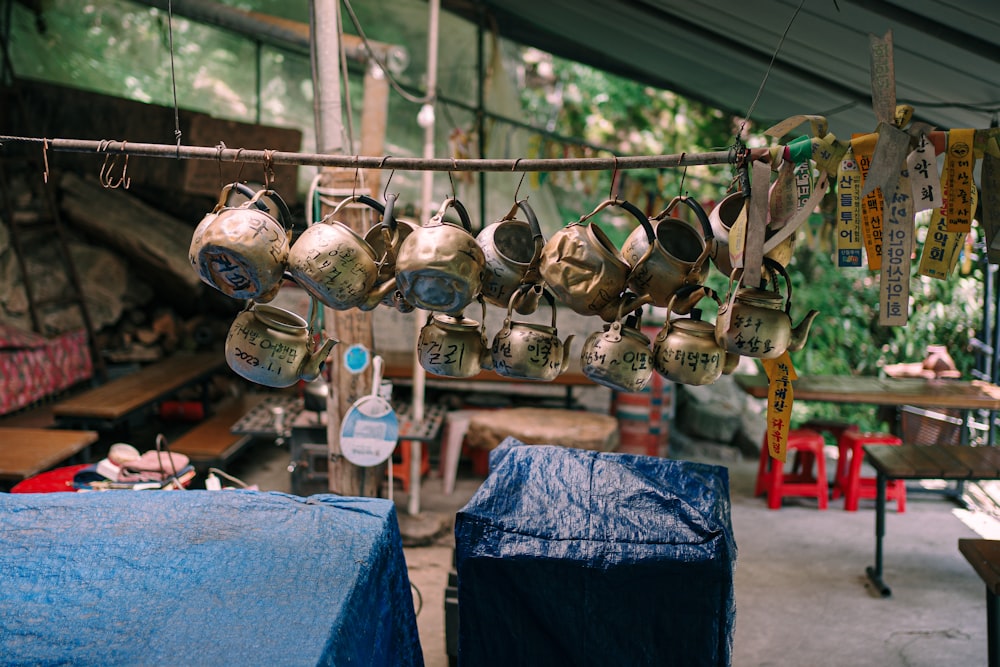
[0,135,759,172]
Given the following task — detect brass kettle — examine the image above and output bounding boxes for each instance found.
[286,193,399,311]
[653,287,738,386]
[490,287,574,381]
[477,198,545,315]
[189,183,292,303]
[715,257,819,359]
[580,300,654,393]
[225,300,338,388]
[395,197,484,314]
[539,197,655,322]
[620,195,715,312]
[416,300,492,379]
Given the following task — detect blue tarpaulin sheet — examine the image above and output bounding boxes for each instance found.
[455,438,736,667]
[0,490,423,667]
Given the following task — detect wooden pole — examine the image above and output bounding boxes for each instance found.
[311,1,384,497]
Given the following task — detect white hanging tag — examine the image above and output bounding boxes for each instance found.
[907,134,943,212]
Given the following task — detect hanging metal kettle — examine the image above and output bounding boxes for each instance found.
[715,257,819,359]
[363,193,419,312]
[620,195,715,312]
[395,197,484,314]
[653,287,737,386]
[189,183,292,302]
[477,198,545,315]
[225,300,338,388]
[539,197,655,322]
[416,299,492,378]
[490,286,574,381]
[580,300,654,393]
[286,193,400,311]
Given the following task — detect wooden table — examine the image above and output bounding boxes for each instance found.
[864,444,1000,597]
[734,373,1000,412]
[958,538,1000,667]
[0,428,98,489]
[736,374,1000,597]
[53,351,224,430]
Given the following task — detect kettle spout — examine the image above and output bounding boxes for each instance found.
[299,337,339,382]
[722,351,741,375]
[559,334,576,373]
[357,278,397,312]
[787,309,819,353]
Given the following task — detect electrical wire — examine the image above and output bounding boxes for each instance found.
[208,467,251,489]
[340,0,431,106]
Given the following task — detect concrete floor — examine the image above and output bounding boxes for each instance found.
[225,436,1000,667]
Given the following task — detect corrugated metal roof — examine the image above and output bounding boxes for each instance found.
[444,0,1000,136]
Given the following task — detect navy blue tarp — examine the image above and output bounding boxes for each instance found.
[0,490,423,667]
[455,438,736,667]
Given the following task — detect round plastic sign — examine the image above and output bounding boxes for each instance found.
[343,344,370,375]
[340,395,398,467]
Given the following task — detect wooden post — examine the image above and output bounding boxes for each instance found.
[312,3,390,496]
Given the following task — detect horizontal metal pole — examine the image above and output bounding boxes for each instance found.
[0,135,761,172]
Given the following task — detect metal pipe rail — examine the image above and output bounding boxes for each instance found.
[0,135,767,173]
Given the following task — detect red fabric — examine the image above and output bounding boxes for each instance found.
[11,464,90,494]
[0,325,92,415]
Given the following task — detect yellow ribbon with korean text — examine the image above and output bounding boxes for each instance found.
[761,352,798,462]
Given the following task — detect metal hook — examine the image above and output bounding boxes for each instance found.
[98,140,129,189]
[118,141,131,189]
[448,169,457,201]
[382,166,396,201]
[513,170,527,203]
[262,149,275,190]
[215,141,227,189]
[232,147,247,184]
[678,162,688,197]
[42,138,50,184]
[351,156,361,200]
[608,155,620,200]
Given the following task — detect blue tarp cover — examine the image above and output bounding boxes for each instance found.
[455,438,736,667]
[0,490,423,667]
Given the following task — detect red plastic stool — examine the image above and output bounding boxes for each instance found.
[797,419,859,482]
[392,439,431,492]
[835,430,905,512]
[755,429,829,510]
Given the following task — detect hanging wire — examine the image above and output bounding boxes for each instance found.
[340,0,432,106]
[738,0,806,137]
[166,0,182,157]
[336,0,356,155]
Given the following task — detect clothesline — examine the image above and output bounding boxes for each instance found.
[0,135,769,173]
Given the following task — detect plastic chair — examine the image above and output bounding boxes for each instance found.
[755,429,829,510]
[834,430,905,512]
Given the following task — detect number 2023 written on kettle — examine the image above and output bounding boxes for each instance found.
[340,394,399,467]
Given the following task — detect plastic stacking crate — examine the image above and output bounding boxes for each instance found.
[454,437,736,667]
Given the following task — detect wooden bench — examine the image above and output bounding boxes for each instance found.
[167,395,265,471]
[864,443,1000,597]
[52,351,225,432]
[958,538,1000,667]
[0,428,99,491]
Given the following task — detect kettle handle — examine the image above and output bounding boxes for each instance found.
[214,181,267,213]
[505,284,556,327]
[434,197,474,232]
[329,193,386,217]
[665,285,720,321]
[517,199,545,272]
[763,256,793,313]
[243,188,294,231]
[653,195,714,240]
[575,197,656,245]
